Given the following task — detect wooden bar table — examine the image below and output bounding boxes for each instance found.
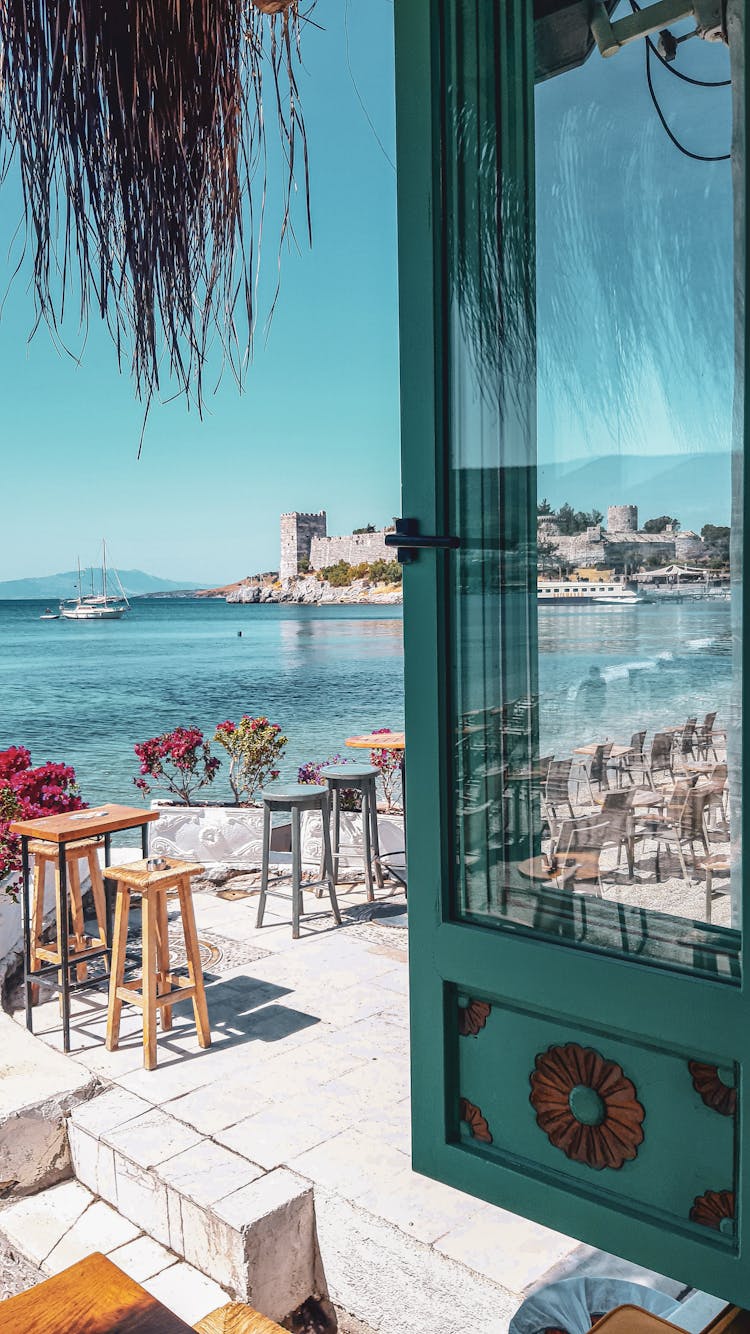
[10,803,160,1053]
[345,731,406,804]
[0,1252,195,1333]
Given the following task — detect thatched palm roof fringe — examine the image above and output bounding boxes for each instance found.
[0,0,311,412]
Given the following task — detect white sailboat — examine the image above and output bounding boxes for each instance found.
[60,543,130,621]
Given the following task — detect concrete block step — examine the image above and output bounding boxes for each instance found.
[0,1178,229,1327]
[68,1088,316,1323]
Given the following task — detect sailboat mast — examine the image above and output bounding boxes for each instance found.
[102,539,108,604]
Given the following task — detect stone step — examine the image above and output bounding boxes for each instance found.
[66,1085,685,1334]
[67,1087,316,1324]
[0,1013,95,1199]
[67,1085,534,1332]
[0,1178,229,1327]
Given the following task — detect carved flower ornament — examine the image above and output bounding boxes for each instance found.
[690,1190,735,1233]
[460,1098,493,1144]
[458,1000,491,1037]
[688,1061,737,1117]
[529,1043,645,1170]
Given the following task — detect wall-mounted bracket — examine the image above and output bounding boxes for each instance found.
[590,0,725,58]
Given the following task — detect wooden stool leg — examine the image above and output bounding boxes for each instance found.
[321,795,341,926]
[141,892,158,1070]
[106,886,130,1052]
[87,849,109,967]
[156,889,172,1032]
[256,803,271,929]
[68,857,88,983]
[29,857,47,1006]
[177,876,211,1049]
[291,808,302,940]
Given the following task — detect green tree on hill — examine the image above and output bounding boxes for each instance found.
[643,515,679,534]
[556,503,603,536]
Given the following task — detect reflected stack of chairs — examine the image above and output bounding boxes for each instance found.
[533,711,730,914]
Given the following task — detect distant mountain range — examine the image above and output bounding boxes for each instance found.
[0,569,204,600]
[537,451,732,531]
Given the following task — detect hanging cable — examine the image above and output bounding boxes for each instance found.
[644,40,730,161]
[344,0,396,172]
[625,1,730,160]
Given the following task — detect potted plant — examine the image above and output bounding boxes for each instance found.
[296,748,405,878]
[139,720,291,869]
[0,746,84,977]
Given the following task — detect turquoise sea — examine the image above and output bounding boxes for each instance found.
[0,596,733,808]
[0,600,405,805]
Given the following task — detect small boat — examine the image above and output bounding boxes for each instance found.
[39,608,59,620]
[60,542,130,621]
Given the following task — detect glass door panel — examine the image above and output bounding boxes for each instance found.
[448,2,743,983]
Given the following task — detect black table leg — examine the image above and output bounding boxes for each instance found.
[21,837,33,1032]
[103,834,114,957]
[141,823,149,859]
[57,845,71,1054]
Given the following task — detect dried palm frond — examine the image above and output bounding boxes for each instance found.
[0,0,312,411]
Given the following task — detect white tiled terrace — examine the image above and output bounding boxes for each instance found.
[4,868,686,1333]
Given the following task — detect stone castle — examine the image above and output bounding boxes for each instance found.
[279,512,395,580]
[539,504,704,569]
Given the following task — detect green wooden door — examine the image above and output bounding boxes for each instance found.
[396,0,749,1303]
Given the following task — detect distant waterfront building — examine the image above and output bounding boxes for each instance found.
[280,512,395,578]
[538,503,709,569]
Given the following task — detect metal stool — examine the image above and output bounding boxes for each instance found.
[27,837,109,1006]
[105,857,210,1070]
[256,785,340,939]
[320,764,384,902]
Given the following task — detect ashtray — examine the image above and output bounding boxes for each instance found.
[147,857,167,871]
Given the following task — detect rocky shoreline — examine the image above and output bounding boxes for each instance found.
[224,575,402,606]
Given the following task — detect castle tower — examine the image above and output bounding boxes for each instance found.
[607,504,638,534]
[279,512,327,580]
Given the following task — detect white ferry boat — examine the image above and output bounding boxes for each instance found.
[537,578,644,606]
[60,543,130,621]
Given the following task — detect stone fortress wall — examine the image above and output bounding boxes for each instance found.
[280,512,395,578]
[279,511,327,580]
[309,530,392,571]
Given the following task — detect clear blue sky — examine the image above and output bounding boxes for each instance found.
[0,1,399,585]
[0,1,735,583]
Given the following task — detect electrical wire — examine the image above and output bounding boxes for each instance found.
[343,0,396,172]
[625,1,730,161]
[644,40,730,161]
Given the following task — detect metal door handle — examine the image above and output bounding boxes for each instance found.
[385,518,461,564]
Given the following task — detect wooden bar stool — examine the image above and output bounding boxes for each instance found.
[104,858,210,1070]
[28,837,108,1004]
